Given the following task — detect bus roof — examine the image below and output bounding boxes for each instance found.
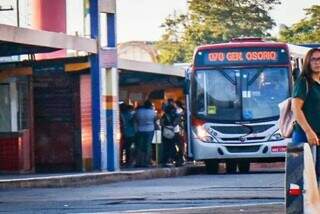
[287,44,312,58]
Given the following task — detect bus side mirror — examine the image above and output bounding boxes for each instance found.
[184,79,190,95]
[184,68,191,95]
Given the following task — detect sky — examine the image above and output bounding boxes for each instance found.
[0,0,318,44]
[117,0,320,43]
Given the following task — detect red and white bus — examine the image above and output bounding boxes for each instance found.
[185,38,292,173]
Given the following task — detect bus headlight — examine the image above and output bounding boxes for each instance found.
[194,126,217,143]
[269,129,284,141]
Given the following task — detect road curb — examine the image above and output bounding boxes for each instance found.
[0,165,205,189]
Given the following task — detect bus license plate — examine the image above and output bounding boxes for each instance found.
[271,146,287,152]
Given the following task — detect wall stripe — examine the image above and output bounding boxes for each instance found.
[65,62,90,72]
[0,67,32,81]
[102,95,118,110]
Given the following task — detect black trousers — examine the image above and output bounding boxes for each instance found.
[161,134,183,165]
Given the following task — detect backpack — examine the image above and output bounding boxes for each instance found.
[278,98,295,138]
[278,79,309,138]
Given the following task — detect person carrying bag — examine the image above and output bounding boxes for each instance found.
[290,49,320,183]
[162,116,175,140]
[160,104,180,166]
[291,48,320,147]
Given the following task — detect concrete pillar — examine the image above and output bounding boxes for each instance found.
[32,0,66,32]
[104,68,119,171]
[31,0,66,59]
[90,0,118,171]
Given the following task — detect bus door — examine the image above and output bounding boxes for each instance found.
[184,68,193,158]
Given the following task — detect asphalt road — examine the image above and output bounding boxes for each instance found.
[0,170,285,213]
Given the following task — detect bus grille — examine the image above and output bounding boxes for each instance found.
[221,136,265,142]
[211,124,273,134]
[226,145,261,153]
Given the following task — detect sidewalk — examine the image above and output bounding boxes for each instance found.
[0,162,284,189]
[0,164,205,189]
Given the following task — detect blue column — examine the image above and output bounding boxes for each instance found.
[90,0,102,170]
[107,13,116,47]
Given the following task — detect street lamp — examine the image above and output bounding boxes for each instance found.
[0,5,14,12]
[0,0,19,27]
[16,0,20,27]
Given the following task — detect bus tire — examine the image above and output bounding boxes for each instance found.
[226,160,237,173]
[238,161,250,173]
[205,160,219,174]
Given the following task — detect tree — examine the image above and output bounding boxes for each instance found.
[279,5,320,44]
[157,0,281,64]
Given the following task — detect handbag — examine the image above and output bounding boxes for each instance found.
[278,98,295,138]
[278,79,309,138]
[163,126,175,139]
[152,130,162,144]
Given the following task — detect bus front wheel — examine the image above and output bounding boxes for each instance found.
[226,160,237,173]
[205,160,219,174]
[238,161,250,173]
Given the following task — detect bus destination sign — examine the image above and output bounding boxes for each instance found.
[195,47,289,67]
[208,51,277,62]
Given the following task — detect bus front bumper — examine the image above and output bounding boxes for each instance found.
[192,138,290,161]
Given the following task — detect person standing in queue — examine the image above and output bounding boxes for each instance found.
[162,98,175,113]
[120,104,136,167]
[119,102,126,165]
[160,103,180,167]
[292,61,301,82]
[174,100,185,166]
[134,100,156,167]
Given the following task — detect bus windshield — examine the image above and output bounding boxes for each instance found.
[193,67,290,121]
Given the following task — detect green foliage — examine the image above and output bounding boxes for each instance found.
[157,0,280,64]
[279,5,320,44]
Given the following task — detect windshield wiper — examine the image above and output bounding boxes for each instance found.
[219,70,236,86]
[235,122,254,136]
[248,68,264,86]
